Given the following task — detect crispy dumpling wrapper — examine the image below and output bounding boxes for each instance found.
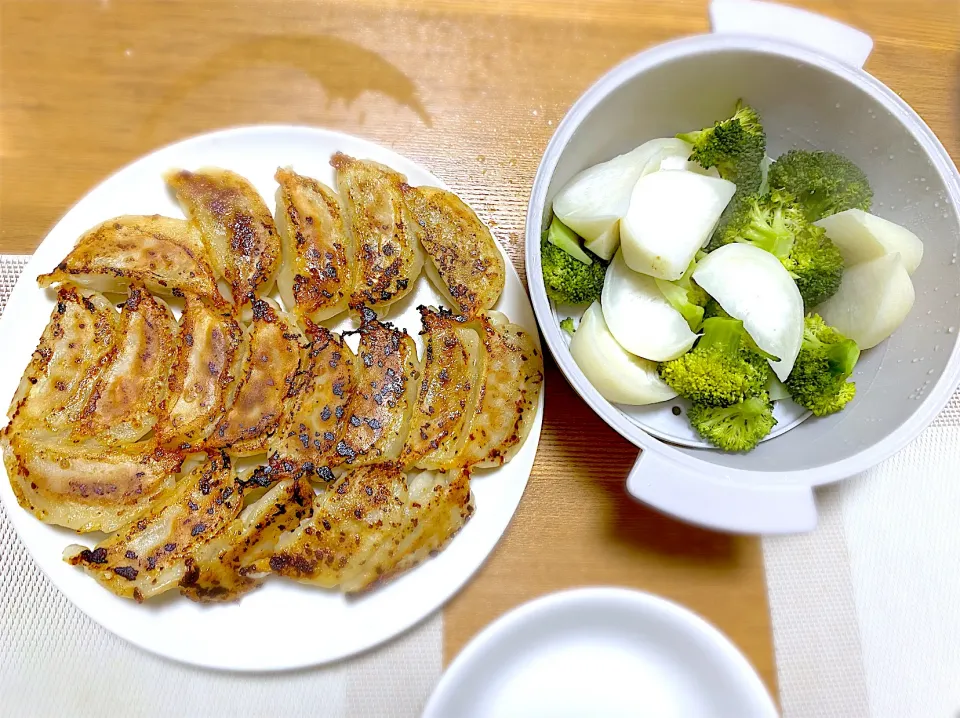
[335,310,420,467]
[153,296,246,449]
[205,298,302,457]
[64,454,241,602]
[270,323,354,479]
[262,463,473,593]
[402,307,483,470]
[37,215,224,304]
[274,168,354,322]
[73,285,178,444]
[165,168,281,307]
[404,186,505,317]
[457,311,544,468]
[179,474,314,603]
[2,432,182,533]
[331,153,423,310]
[8,285,117,432]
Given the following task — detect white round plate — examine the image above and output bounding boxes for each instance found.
[0,125,544,671]
[423,587,777,718]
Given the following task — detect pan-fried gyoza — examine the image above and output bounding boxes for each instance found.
[36,215,224,304]
[6,154,542,607]
[165,168,281,308]
[274,168,354,322]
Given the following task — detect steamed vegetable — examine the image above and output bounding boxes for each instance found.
[644,138,721,177]
[619,171,736,280]
[815,209,923,274]
[601,250,697,361]
[560,317,576,337]
[716,189,845,308]
[817,253,915,350]
[540,235,607,305]
[692,243,804,381]
[785,314,860,416]
[552,138,685,260]
[654,257,709,332]
[570,302,677,405]
[767,150,873,222]
[547,216,593,265]
[658,317,772,407]
[687,393,777,452]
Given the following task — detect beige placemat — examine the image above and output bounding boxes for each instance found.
[0,255,442,718]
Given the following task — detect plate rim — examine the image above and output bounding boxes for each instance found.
[0,123,545,671]
[422,585,778,718]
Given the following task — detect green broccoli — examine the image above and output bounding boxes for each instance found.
[560,317,576,337]
[655,258,709,331]
[715,190,845,308]
[678,101,767,246]
[658,317,772,407]
[541,236,607,305]
[767,149,873,222]
[702,298,731,320]
[785,314,860,416]
[688,393,777,452]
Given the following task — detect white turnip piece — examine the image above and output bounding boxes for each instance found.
[620,171,736,280]
[601,250,697,361]
[693,243,804,381]
[569,302,677,405]
[817,253,915,350]
[815,209,924,274]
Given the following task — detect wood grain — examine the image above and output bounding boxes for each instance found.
[1,0,957,701]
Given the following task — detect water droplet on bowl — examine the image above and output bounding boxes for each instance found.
[889,155,895,160]
[835,103,841,108]
[948,327,956,334]
[912,358,919,363]
[928,369,935,375]
[935,201,940,208]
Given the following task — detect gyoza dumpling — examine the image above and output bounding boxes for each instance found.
[274,168,354,321]
[165,168,281,307]
[403,186,505,316]
[179,474,314,603]
[37,215,224,304]
[8,285,117,433]
[205,298,303,457]
[64,455,240,602]
[262,462,473,593]
[457,311,544,468]
[153,296,246,449]
[2,432,182,533]
[73,285,178,444]
[335,310,420,467]
[331,153,423,310]
[270,323,354,479]
[401,307,483,470]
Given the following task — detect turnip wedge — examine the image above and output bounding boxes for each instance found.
[815,209,924,275]
[570,302,677,405]
[552,138,690,260]
[601,250,697,361]
[620,171,736,280]
[818,253,915,350]
[693,243,804,381]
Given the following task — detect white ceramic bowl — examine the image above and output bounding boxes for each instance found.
[525,0,960,533]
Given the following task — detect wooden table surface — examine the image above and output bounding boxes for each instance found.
[2,0,958,701]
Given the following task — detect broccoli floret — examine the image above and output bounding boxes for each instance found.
[714,190,845,307]
[560,317,576,337]
[767,149,873,221]
[785,314,860,416]
[678,101,766,246]
[658,317,772,407]
[702,299,731,320]
[655,258,709,331]
[688,393,777,452]
[541,237,607,305]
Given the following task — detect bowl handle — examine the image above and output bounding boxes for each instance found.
[626,450,818,534]
[709,0,873,69]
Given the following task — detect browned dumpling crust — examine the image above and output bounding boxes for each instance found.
[37,215,224,304]
[165,168,281,307]
[274,168,354,322]
[331,153,423,310]
[404,186,505,317]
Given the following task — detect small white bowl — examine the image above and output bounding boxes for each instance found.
[422,587,777,718]
[525,1,960,533]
